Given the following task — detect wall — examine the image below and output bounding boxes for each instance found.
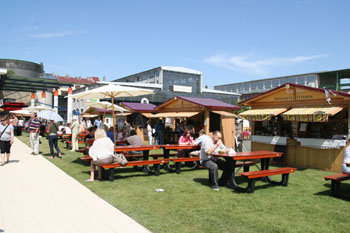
[162,70,201,94]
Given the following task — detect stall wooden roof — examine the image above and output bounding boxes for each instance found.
[155,96,240,112]
[120,102,157,113]
[240,83,350,106]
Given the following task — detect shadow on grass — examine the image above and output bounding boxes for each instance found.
[313,183,350,201]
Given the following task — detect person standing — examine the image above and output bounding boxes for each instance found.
[46,120,62,159]
[18,117,24,136]
[70,118,80,152]
[94,117,102,128]
[147,120,153,145]
[29,112,40,155]
[154,119,164,145]
[0,115,14,165]
[123,120,132,136]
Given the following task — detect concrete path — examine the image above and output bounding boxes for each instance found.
[0,137,151,233]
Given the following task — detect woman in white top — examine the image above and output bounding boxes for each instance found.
[86,128,114,182]
[342,145,350,174]
[147,120,152,145]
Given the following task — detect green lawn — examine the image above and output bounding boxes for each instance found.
[17,132,350,233]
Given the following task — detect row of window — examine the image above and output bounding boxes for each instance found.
[218,75,317,93]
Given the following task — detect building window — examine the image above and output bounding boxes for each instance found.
[264,80,271,89]
[287,77,296,83]
[251,82,257,90]
[272,80,279,88]
[280,79,287,85]
[244,83,249,91]
[258,81,263,89]
[297,76,305,85]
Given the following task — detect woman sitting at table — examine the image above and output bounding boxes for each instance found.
[342,145,350,174]
[86,128,114,182]
[177,129,195,158]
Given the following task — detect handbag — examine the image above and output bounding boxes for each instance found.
[112,152,128,165]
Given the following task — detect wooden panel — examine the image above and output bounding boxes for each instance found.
[285,138,348,172]
[251,142,275,152]
[160,99,202,112]
[221,116,235,148]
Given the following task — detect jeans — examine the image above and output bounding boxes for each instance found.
[202,158,230,188]
[48,135,61,155]
[29,132,40,154]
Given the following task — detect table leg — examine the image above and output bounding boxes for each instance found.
[226,158,248,192]
[161,148,173,172]
[261,158,272,183]
[142,150,151,174]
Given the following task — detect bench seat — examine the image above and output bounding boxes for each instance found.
[240,167,296,193]
[324,173,350,198]
[102,159,169,180]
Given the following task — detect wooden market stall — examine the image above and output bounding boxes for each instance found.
[149,96,240,148]
[120,102,157,141]
[239,83,350,172]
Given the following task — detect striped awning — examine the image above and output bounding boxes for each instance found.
[211,111,236,117]
[143,112,199,118]
[282,106,344,122]
[239,108,288,121]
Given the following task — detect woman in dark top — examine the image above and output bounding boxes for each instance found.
[46,120,62,159]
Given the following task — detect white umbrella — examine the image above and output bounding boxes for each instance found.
[68,84,154,143]
[83,101,129,123]
[37,110,64,122]
[9,109,31,116]
[23,106,53,112]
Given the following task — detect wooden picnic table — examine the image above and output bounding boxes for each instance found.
[212,151,286,192]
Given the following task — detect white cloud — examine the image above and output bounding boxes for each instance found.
[30,30,86,39]
[204,54,325,75]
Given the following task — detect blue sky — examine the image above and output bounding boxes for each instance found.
[1,0,350,88]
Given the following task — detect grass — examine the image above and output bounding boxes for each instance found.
[17,132,350,233]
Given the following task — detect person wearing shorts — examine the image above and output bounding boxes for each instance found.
[0,115,14,166]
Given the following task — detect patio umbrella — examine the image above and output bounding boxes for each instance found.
[23,105,53,112]
[37,110,64,122]
[83,101,128,123]
[68,84,154,143]
[9,109,31,116]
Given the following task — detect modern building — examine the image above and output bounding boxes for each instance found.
[110,66,240,105]
[214,69,350,100]
[0,59,100,121]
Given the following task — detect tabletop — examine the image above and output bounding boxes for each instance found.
[212,151,282,160]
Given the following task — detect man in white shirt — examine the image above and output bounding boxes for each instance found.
[200,131,230,191]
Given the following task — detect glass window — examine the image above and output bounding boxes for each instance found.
[251,82,257,90]
[272,79,279,88]
[296,76,305,85]
[287,77,296,83]
[258,81,263,89]
[306,75,316,83]
[238,84,243,91]
[231,85,237,92]
[279,78,287,85]
[264,80,271,89]
[244,83,249,90]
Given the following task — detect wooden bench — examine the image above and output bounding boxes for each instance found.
[102,159,169,180]
[170,157,200,174]
[324,173,350,198]
[240,167,297,193]
[80,154,144,162]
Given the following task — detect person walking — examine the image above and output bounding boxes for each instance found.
[46,120,62,159]
[28,112,40,155]
[94,118,102,128]
[0,115,14,165]
[70,118,80,152]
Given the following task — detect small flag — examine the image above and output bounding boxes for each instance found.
[324,89,337,104]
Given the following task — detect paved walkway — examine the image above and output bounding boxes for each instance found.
[0,137,151,233]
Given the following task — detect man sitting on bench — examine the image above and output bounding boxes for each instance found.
[200,131,230,191]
